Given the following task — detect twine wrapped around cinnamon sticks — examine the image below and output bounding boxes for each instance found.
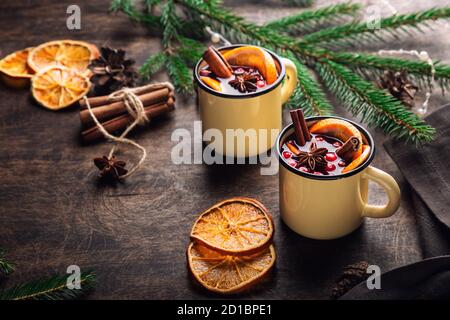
[81,82,175,180]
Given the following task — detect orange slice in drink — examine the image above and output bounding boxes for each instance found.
[191,197,274,255]
[222,46,278,84]
[0,47,34,88]
[187,242,276,294]
[28,40,98,74]
[310,118,363,158]
[200,76,222,92]
[342,145,371,173]
[31,66,90,110]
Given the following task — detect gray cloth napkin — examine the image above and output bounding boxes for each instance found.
[342,105,450,299]
[384,105,450,257]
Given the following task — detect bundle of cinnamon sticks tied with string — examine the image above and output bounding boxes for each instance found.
[80,84,175,143]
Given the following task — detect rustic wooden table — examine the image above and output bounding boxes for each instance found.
[0,0,448,299]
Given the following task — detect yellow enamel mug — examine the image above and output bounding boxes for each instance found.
[277,116,401,240]
[194,45,298,158]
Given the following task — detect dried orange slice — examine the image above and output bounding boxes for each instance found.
[187,242,275,294]
[201,76,222,92]
[191,197,274,255]
[342,145,371,173]
[222,46,278,84]
[310,118,363,158]
[31,66,90,110]
[0,47,34,88]
[28,40,97,74]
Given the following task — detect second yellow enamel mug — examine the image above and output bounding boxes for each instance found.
[194,44,298,158]
[277,116,401,240]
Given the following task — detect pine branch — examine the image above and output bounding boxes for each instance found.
[300,7,450,46]
[316,60,435,143]
[285,54,333,116]
[166,53,193,93]
[177,36,205,65]
[0,250,14,277]
[0,272,95,300]
[140,52,167,81]
[265,3,361,34]
[161,0,181,47]
[330,52,450,90]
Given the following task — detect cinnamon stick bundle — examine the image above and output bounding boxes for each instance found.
[82,98,175,143]
[80,88,173,128]
[80,84,175,143]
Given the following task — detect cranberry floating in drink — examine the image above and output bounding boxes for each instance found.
[198,45,279,94]
[282,109,371,176]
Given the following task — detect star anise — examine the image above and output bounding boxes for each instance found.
[378,70,418,108]
[93,156,128,181]
[89,47,139,95]
[228,72,258,93]
[295,141,328,172]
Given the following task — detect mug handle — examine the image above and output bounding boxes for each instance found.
[280,58,298,104]
[360,166,401,218]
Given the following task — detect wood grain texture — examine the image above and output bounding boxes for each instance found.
[0,0,448,299]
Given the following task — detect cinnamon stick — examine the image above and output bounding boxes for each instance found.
[202,46,233,78]
[79,88,172,128]
[297,109,312,142]
[290,110,305,146]
[336,136,361,162]
[82,98,175,143]
[79,85,167,109]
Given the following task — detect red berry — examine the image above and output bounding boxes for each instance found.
[315,136,324,141]
[299,166,310,173]
[234,68,245,75]
[282,151,292,159]
[256,80,266,88]
[199,69,211,76]
[333,141,342,148]
[288,159,298,168]
[325,152,337,161]
[326,163,336,171]
[338,160,346,167]
[313,171,323,175]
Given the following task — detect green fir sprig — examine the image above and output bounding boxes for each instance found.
[285,54,333,116]
[300,7,450,46]
[316,60,436,143]
[112,0,450,143]
[0,250,14,277]
[265,2,361,34]
[0,272,95,300]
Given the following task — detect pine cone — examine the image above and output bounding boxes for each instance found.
[331,261,370,299]
[378,70,418,109]
[89,47,139,95]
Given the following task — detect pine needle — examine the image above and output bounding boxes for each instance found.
[166,53,193,93]
[331,52,450,91]
[0,250,14,277]
[316,60,435,144]
[0,272,95,300]
[140,52,167,81]
[265,3,361,34]
[301,7,450,46]
[285,54,333,116]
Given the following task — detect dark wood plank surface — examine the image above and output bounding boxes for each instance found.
[0,0,448,299]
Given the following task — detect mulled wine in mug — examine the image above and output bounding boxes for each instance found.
[194,44,298,158]
[277,113,401,240]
